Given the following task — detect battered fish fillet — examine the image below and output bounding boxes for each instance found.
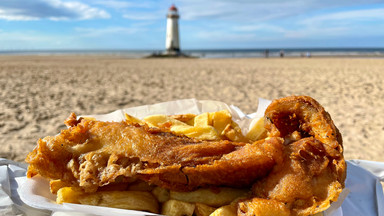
[25,96,346,216]
[238,96,346,215]
[26,114,283,192]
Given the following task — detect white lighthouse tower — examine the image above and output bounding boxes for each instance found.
[165,4,180,54]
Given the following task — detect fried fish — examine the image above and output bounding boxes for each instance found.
[26,96,346,215]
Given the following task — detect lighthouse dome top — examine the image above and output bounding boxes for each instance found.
[167,4,179,18]
[169,4,177,11]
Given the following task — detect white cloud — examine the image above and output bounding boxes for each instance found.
[0,9,39,21]
[94,1,151,10]
[234,24,286,33]
[0,30,73,49]
[223,6,384,41]
[283,27,351,39]
[196,30,257,42]
[122,12,162,20]
[176,0,383,21]
[75,26,142,37]
[96,0,160,20]
[301,8,384,25]
[94,0,134,9]
[113,0,384,25]
[284,8,384,39]
[0,0,110,21]
[232,23,351,40]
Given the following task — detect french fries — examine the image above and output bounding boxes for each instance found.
[84,191,159,213]
[50,179,71,194]
[56,187,84,204]
[53,110,270,215]
[152,186,170,203]
[169,113,196,124]
[161,200,195,216]
[194,203,216,216]
[57,187,159,213]
[246,117,267,141]
[169,187,248,207]
[124,113,143,124]
[238,198,291,216]
[209,110,232,135]
[209,203,237,216]
[143,114,220,140]
[132,109,256,142]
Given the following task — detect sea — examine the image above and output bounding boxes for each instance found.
[1,48,384,58]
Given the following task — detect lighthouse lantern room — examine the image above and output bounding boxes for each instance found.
[166,5,180,54]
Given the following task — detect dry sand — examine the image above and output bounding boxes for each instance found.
[0,56,383,162]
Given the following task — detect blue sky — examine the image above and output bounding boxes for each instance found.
[0,0,384,50]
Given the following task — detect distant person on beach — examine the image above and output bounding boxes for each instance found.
[306,52,311,58]
[280,50,284,58]
[265,49,269,58]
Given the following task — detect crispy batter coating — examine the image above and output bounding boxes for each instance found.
[26,116,282,192]
[238,96,346,215]
[25,96,346,216]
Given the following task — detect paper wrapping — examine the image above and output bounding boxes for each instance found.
[1,99,383,216]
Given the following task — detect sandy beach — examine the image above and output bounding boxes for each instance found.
[0,56,383,162]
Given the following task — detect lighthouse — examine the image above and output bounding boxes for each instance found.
[165,4,180,54]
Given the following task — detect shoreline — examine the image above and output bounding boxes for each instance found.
[1,48,384,59]
[1,54,384,61]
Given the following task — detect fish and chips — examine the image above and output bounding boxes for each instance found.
[25,96,346,216]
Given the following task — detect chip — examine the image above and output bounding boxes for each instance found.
[161,200,195,216]
[195,203,217,216]
[246,117,267,141]
[169,187,248,207]
[57,187,159,213]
